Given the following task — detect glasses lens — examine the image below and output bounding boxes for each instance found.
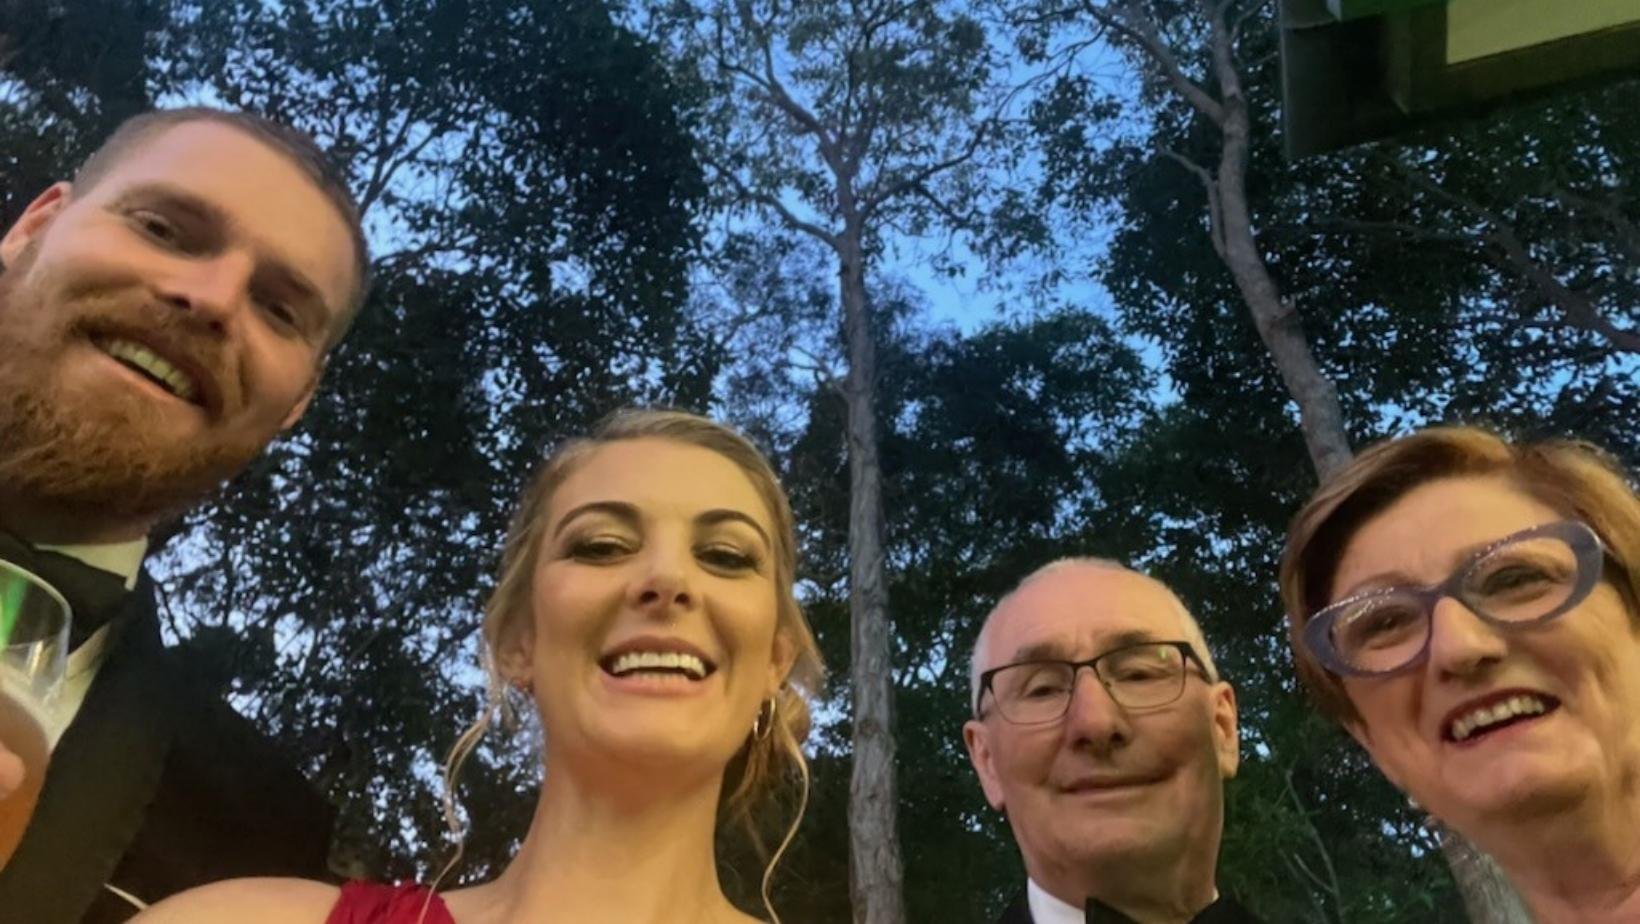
[992,661,1075,724]
[1462,535,1580,623]
[1100,644,1186,709]
[1329,593,1428,674]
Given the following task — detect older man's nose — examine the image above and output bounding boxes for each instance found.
[1063,670,1132,755]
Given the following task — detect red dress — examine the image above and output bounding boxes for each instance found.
[325,882,456,924]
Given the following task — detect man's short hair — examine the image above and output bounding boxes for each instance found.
[73,106,371,346]
[969,557,1221,716]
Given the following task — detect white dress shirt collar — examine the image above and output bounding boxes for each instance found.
[1027,878,1083,924]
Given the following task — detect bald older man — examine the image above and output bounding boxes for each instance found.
[963,559,1261,924]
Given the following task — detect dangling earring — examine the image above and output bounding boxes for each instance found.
[751,696,778,741]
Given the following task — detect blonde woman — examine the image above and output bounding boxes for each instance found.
[136,409,825,924]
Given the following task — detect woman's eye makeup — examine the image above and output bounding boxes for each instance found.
[565,534,633,560]
[697,542,761,571]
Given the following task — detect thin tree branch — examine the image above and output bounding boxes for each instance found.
[1078,0,1226,125]
[1159,147,1226,257]
[704,152,841,247]
[1385,156,1640,353]
[729,0,850,179]
[1229,0,1275,47]
[1556,185,1640,270]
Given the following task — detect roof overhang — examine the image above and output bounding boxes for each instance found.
[1281,0,1640,157]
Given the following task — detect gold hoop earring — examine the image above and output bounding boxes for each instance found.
[752,696,777,741]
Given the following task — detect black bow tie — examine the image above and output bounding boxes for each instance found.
[0,527,132,651]
[1086,895,1252,924]
[1085,899,1139,924]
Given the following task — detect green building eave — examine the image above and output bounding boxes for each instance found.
[1281,0,1640,158]
[1327,0,1444,23]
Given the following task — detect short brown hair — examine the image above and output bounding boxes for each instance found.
[73,106,371,346]
[1279,425,1640,724]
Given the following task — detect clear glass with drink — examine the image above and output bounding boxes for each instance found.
[0,559,69,868]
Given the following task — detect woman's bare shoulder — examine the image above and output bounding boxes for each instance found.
[132,877,341,923]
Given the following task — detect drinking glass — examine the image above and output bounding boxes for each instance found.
[0,559,69,868]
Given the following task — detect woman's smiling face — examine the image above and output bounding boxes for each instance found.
[520,437,790,777]
[1333,475,1640,839]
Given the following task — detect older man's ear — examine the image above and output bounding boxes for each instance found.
[1211,682,1240,780]
[963,719,1008,811]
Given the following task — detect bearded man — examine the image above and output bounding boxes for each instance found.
[0,107,369,923]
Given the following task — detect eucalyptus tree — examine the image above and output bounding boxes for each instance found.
[1013,0,1350,480]
[660,3,1022,919]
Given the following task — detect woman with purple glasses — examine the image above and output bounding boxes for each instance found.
[1279,426,1640,924]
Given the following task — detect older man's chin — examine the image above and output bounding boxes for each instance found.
[1036,797,1190,859]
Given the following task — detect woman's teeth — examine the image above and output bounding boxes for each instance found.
[1449,694,1551,742]
[608,651,709,680]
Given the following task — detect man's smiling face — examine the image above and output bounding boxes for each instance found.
[964,565,1240,885]
[0,120,358,537]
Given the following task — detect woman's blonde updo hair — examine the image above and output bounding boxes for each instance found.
[439,409,825,916]
[1279,425,1640,726]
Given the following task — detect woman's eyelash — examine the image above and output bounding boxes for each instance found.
[568,536,630,558]
[699,545,761,569]
[562,534,762,570]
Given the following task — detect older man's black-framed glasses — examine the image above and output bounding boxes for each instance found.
[975,641,1211,724]
[1302,520,1605,678]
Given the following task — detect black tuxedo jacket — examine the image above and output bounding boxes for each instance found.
[999,891,1035,924]
[0,574,336,923]
[997,888,1262,924]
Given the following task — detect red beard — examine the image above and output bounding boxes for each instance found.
[0,245,276,530]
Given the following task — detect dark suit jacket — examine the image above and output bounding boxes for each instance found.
[997,887,1262,924]
[0,574,336,923]
[999,890,1034,924]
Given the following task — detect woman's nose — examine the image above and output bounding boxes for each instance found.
[1427,595,1508,682]
[627,545,695,615]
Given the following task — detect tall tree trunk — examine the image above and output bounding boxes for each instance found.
[1213,91,1352,481]
[1438,829,1536,924]
[838,229,906,924]
[1201,10,1532,920]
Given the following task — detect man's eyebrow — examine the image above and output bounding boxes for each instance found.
[111,183,229,231]
[1101,629,1162,651]
[697,508,772,550]
[1007,629,1163,666]
[255,260,328,321]
[112,182,334,321]
[1008,640,1073,664]
[552,500,639,538]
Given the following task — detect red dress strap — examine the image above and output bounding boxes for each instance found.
[325,882,456,924]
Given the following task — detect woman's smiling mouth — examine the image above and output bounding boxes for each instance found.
[1442,690,1561,744]
[598,636,719,691]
